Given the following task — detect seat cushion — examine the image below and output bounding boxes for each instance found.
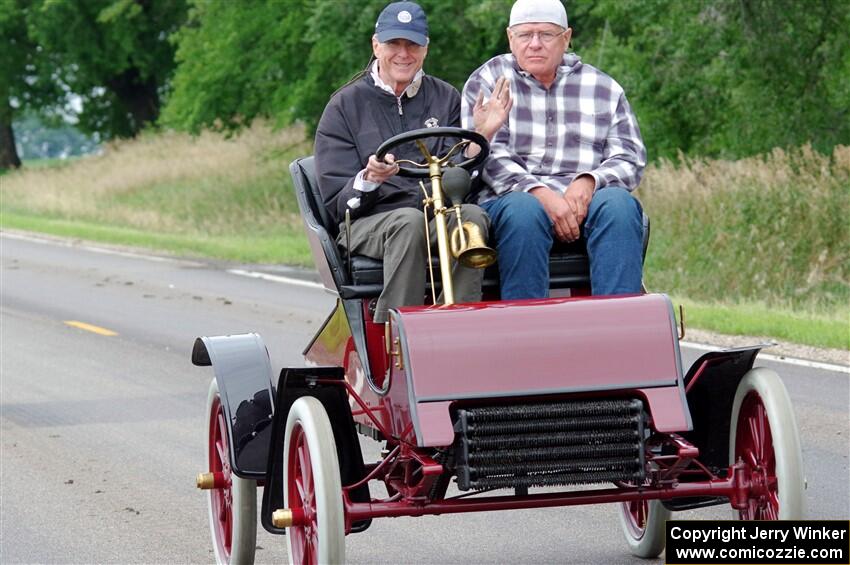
[346,248,590,291]
[349,254,388,286]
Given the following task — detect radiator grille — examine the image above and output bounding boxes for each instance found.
[453,399,647,491]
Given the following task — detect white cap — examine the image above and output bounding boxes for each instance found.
[509,0,568,29]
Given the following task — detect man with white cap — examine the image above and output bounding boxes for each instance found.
[314,1,508,323]
[462,0,646,300]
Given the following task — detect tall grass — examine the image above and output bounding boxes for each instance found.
[1,123,313,264]
[640,145,850,317]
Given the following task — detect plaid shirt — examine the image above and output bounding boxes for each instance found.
[462,53,646,204]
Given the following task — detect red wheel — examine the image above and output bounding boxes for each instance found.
[206,379,257,564]
[284,397,345,565]
[729,368,804,520]
[619,498,670,557]
[735,391,779,519]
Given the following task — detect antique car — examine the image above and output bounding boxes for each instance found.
[192,128,804,564]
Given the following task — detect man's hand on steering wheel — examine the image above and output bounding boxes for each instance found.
[365,153,399,184]
[375,127,489,178]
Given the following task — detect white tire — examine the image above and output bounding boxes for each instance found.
[729,368,805,519]
[284,396,345,564]
[618,498,671,558]
[206,379,257,564]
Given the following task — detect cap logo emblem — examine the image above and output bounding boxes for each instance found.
[424,117,439,128]
[397,10,412,23]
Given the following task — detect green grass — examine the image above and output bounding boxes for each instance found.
[672,296,849,351]
[1,210,312,266]
[641,145,850,314]
[1,124,313,264]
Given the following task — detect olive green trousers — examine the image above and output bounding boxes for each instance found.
[337,205,490,323]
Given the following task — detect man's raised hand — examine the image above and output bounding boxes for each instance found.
[473,76,513,141]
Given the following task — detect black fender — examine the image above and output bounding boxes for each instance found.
[192,333,275,480]
[663,344,769,511]
[260,366,371,536]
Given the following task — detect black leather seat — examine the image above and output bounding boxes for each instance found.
[290,156,648,299]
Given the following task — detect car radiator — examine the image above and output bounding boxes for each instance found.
[453,398,647,491]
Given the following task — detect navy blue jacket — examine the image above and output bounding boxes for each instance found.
[314,72,461,226]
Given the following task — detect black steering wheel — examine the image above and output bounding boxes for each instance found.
[374,127,489,178]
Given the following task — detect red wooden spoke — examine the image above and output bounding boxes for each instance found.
[209,396,233,560]
[288,424,320,565]
[735,392,779,520]
[623,499,648,537]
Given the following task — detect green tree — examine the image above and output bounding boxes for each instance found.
[1,0,188,168]
[576,0,850,159]
[0,0,57,168]
[726,0,850,156]
[0,0,27,168]
[25,0,188,138]
[163,0,849,160]
[163,0,514,134]
[162,0,314,133]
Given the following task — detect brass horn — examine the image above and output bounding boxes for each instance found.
[450,220,497,269]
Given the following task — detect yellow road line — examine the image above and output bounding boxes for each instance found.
[64,320,118,336]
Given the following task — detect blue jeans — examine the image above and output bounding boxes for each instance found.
[481,188,644,299]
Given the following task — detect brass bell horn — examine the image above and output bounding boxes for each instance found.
[450,221,497,269]
[441,166,496,269]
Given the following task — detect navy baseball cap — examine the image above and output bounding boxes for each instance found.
[375,1,429,46]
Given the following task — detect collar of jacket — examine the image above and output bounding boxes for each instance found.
[370,60,424,98]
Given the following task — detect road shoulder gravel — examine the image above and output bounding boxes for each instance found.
[686,328,848,367]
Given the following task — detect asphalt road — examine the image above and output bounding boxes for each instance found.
[2,232,848,564]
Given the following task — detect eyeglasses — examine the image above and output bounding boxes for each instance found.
[511,30,565,45]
